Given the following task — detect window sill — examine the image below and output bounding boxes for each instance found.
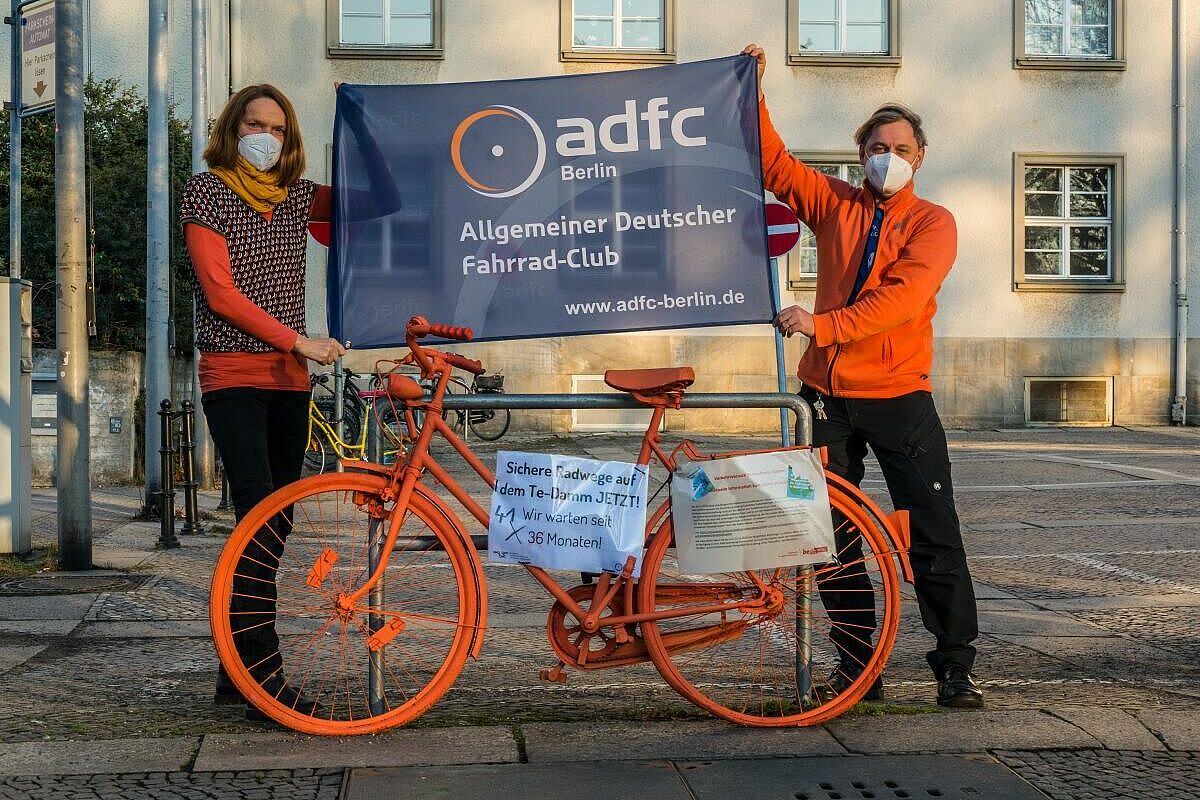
[1014,57,1126,71]
[786,53,901,67]
[561,49,675,64]
[1013,279,1125,292]
[327,45,444,60]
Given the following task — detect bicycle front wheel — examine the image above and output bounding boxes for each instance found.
[467,407,510,441]
[638,483,902,726]
[210,473,481,735]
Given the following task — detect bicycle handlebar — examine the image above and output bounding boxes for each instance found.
[407,316,473,342]
[445,352,484,376]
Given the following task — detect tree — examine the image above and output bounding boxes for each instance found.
[0,77,194,351]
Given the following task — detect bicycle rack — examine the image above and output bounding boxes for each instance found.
[363,391,817,709]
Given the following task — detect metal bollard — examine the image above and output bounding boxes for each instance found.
[156,399,180,549]
[178,401,205,536]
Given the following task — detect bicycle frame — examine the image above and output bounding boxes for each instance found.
[307,399,368,461]
[339,346,791,641]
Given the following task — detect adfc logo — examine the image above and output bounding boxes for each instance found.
[450,105,547,199]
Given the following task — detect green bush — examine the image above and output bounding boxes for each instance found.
[0,77,194,351]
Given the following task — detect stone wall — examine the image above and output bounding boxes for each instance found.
[30,350,198,487]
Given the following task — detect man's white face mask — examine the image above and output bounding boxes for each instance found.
[238,133,283,172]
[864,152,914,197]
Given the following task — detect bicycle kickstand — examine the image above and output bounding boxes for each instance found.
[539,661,568,684]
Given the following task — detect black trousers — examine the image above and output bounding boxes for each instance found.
[203,387,310,682]
[801,387,978,676]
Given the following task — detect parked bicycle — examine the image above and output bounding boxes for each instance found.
[411,362,510,442]
[210,316,912,735]
[305,369,406,474]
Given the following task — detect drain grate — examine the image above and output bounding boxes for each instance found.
[0,574,154,596]
[681,755,1045,800]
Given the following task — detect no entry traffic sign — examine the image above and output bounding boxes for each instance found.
[765,202,801,258]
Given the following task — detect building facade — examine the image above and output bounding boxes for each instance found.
[4,0,1199,431]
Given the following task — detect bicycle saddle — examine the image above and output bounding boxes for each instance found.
[604,367,695,395]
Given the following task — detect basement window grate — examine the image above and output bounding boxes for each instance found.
[1024,376,1113,426]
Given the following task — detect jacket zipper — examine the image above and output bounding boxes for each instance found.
[827,200,885,395]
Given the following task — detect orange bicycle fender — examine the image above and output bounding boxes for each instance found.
[887,509,915,584]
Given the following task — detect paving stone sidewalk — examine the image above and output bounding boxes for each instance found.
[1,428,1197,799]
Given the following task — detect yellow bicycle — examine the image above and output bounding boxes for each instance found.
[305,370,407,473]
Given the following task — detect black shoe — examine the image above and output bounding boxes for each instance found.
[937,665,984,708]
[214,667,244,706]
[814,664,883,703]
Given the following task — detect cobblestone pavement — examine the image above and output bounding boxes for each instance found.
[0,769,343,800]
[996,750,1200,800]
[4,427,1199,799]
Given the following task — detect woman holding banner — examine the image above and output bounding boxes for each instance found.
[179,84,345,719]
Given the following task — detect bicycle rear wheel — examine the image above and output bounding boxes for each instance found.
[638,483,901,726]
[467,407,510,441]
[210,472,480,735]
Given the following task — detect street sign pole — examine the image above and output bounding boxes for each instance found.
[190,0,215,488]
[144,0,171,513]
[54,0,92,570]
[3,3,29,556]
[766,202,803,447]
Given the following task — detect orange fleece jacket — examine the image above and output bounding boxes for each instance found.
[759,100,957,399]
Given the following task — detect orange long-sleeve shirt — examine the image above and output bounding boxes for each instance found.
[186,185,332,394]
[760,100,957,399]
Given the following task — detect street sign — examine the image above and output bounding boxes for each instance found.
[765,202,801,258]
[20,0,55,114]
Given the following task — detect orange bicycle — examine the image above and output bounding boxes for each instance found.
[209,316,913,735]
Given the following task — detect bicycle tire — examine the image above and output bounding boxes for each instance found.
[303,426,334,475]
[467,407,510,441]
[443,377,470,433]
[638,482,902,726]
[210,472,481,735]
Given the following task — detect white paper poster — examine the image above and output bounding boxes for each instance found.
[488,452,649,576]
[670,449,836,574]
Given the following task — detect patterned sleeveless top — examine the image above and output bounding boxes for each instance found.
[178,172,317,353]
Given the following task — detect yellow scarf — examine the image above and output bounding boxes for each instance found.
[210,157,288,213]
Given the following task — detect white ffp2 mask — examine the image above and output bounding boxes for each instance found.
[238,133,283,172]
[865,152,913,197]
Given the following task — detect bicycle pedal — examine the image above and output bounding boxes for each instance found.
[538,663,568,684]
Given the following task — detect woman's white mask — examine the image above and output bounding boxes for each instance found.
[238,133,283,172]
[864,152,914,197]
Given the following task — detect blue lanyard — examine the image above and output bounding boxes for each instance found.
[847,206,885,304]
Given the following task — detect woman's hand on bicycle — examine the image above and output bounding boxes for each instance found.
[293,335,347,366]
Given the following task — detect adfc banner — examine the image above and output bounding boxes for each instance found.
[328,55,772,346]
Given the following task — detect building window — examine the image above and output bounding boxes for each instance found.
[1015,0,1125,70]
[787,0,901,67]
[327,0,444,59]
[560,0,676,63]
[1014,154,1124,291]
[785,157,864,289]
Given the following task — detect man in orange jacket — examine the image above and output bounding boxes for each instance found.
[743,44,983,709]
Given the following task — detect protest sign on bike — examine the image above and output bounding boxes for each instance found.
[487,452,648,576]
[670,449,836,574]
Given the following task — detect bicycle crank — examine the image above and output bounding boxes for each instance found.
[545,585,650,670]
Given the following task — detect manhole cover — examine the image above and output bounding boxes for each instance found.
[0,574,154,596]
